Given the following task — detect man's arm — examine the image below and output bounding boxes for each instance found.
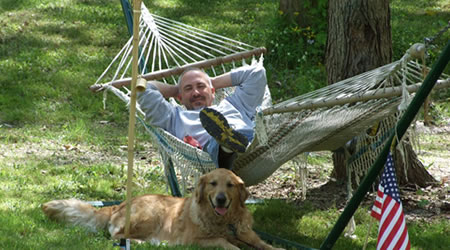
[137,83,177,134]
[211,73,232,90]
[227,63,267,119]
[146,80,179,99]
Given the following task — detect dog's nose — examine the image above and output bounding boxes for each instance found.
[216,192,227,207]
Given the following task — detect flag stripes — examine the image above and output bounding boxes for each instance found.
[370,152,411,250]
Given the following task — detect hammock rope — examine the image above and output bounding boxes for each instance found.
[91,2,450,190]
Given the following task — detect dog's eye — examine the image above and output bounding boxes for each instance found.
[227,183,234,188]
[210,181,217,186]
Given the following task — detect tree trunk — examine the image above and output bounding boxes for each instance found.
[326,0,391,84]
[394,138,436,187]
[326,0,435,187]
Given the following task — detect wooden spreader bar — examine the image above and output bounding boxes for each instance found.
[89,47,266,93]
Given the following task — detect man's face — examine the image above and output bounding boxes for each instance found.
[178,70,215,110]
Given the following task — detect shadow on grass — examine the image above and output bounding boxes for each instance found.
[249,180,370,249]
[143,0,275,44]
[0,0,127,126]
[250,199,365,249]
[0,205,114,249]
[0,0,28,12]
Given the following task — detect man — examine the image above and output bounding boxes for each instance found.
[137,62,267,169]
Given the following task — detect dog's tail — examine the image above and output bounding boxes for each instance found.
[42,199,114,232]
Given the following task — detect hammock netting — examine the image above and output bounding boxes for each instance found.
[92,3,450,193]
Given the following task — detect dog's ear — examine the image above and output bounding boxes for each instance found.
[238,183,250,207]
[235,176,249,207]
[195,175,207,204]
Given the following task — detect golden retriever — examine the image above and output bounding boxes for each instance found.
[42,168,284,250]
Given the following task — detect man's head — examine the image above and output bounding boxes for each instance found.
[177,68,215,110]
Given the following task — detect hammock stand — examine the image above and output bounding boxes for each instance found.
[92,1,450,249]
[92,2,450,191]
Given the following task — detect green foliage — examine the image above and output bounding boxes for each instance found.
[264,0,328,101]
[428,99,450,125]
[267,0,327,69]
[0,0,449,249]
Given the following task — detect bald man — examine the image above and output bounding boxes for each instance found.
[138,63,267,169]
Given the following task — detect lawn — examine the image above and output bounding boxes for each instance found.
[0,0,449,249]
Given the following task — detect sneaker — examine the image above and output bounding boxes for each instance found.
[199,108,249,153]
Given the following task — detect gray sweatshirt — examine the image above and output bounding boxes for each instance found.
[137,63,267,148]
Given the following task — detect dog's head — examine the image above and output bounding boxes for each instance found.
[194,169,249,216]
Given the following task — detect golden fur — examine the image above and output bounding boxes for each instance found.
[42,169,283,250]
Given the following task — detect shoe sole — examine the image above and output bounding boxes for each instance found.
[200,108,248,153]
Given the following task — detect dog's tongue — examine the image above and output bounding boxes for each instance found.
[215,207,227,215]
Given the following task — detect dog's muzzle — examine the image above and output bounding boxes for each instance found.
[209,192,231,216]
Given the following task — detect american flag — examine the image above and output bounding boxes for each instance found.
[371,152,411,250]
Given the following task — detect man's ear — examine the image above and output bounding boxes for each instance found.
[211,87,216,100]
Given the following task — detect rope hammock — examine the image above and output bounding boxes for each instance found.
[90,2,450,192]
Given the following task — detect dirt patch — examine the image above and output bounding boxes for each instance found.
[247,121,450,222]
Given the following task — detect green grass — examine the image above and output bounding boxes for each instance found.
[249,199,449,249]
[391,0,450,60]
[1,0,449,249]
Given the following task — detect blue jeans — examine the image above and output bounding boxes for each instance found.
[203,129,254,168]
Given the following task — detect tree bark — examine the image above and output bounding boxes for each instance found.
[326,0,391,84]
[326,0,435,187]
[394,138,436,187]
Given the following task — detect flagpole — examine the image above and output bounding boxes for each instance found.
[362,219,375,250]
[123,0,142,245]
[320,40,450,249]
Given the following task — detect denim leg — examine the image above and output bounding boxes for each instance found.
[240,129,254,143]
[203,129,254,168]
[204,139,220,168]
